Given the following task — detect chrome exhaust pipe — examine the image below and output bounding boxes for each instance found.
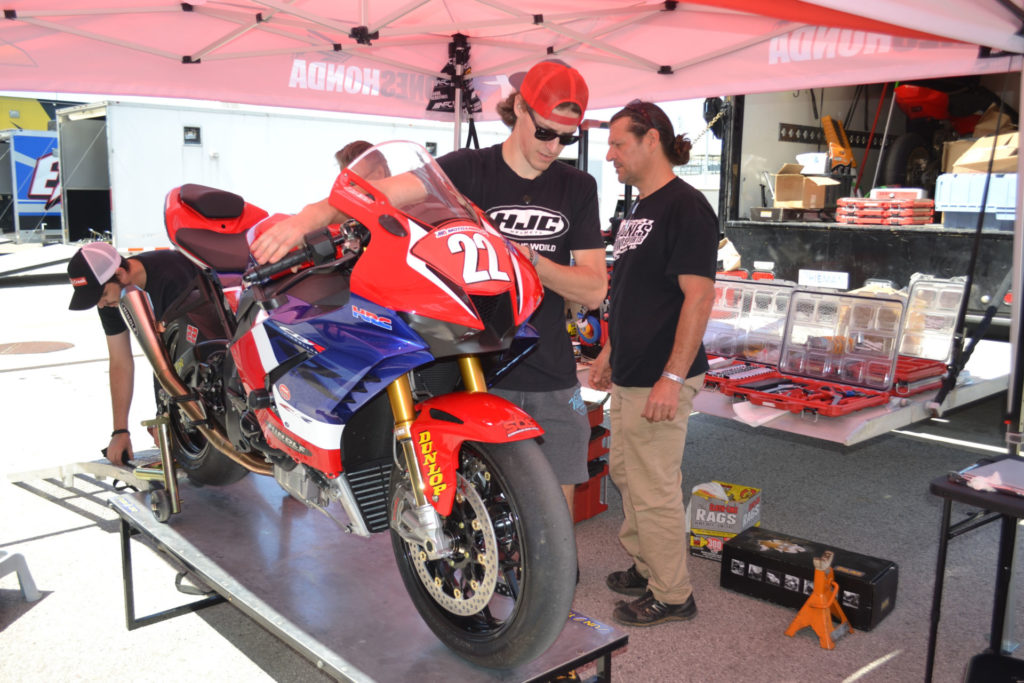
[119,285,272,475]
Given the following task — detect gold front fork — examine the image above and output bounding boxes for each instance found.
[457,355,487,393]
[388,356,487,506]
[387,373,427,507]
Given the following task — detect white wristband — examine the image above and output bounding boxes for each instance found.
[661,371,686,384]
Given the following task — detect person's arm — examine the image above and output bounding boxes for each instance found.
[252,174,429,265]
[105,331,135,465]
[588,340,613,392]
[251,199,344,265]
[514,245,607,311]
[642,274,715,423]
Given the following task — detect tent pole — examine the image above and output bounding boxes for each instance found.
[453,60,463,152]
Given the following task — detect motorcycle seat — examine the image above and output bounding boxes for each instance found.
[175,228,252,273]
[180,183,245,219]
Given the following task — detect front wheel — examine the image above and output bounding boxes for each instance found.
[390,440,577,669]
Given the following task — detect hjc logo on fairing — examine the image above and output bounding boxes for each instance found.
[487,206,568,240]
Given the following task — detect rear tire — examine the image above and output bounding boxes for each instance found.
[880,132,938,195]
[389,440,576,669]
[163,326,247,486]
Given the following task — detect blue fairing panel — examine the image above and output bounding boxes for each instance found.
[266,294,433,423]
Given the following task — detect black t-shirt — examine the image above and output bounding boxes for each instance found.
[439,144,603,391]
[608,177,718,387]
[98,250,200,335]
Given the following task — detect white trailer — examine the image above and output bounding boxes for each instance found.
[56,99,507,252]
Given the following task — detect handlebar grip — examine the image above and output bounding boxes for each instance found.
[243,246,312,285]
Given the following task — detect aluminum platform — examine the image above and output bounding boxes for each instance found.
[110,474,628,682]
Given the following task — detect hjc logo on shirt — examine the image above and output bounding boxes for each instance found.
[487,206,569,240]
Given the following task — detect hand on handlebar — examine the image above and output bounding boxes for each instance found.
[251,213,318,265]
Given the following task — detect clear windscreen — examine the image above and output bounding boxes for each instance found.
[346,140,481,230]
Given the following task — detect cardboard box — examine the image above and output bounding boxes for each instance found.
[973,103,1017,137]
[720,527,898,631]
[942,138,976,173]
[951,132,1018,174]
[689,530,737,562]
[773,163,840,209]
[688,480,761,538]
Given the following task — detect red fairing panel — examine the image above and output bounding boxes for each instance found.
[164,187,269,243]
[409,392,543,516]
[328,170,540,329]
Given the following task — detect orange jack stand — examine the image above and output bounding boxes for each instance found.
[785,550,853,649]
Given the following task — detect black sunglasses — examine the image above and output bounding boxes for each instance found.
[525,107,579,146]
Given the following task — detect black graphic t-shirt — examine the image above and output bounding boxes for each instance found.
[440,144,603,391]
[98,250,200,335]
[608,177,718,387]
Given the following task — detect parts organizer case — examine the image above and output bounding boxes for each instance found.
[722,290,904,416]
[892,276,965,396]
[720,527,898,631]
[703,278,794,391]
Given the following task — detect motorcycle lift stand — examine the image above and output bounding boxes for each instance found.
[110,473,628,682]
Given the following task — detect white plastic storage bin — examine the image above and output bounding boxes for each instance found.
[934,173,1016,230]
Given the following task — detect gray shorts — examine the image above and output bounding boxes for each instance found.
[491,384,590,486]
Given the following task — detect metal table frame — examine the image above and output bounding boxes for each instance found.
[925,460,1024,682]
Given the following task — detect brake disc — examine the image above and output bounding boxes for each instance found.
[408,472,500,616]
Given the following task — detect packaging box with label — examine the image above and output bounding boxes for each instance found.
[688,480,762,536]
[773,163,840,209]
[689,530,737,562]
[720,527,898,631]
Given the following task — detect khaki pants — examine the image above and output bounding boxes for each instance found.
[608,374,703,604]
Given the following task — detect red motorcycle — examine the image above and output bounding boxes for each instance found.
[117,141,576,668]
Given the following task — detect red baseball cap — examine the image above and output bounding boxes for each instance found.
[511,60,589,127]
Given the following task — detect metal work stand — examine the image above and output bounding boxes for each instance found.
[109,475,628,682]
[118,516,224,630]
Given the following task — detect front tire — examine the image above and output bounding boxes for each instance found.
[390,440,576,669]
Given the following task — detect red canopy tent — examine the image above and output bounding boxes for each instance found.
[1,1,1021,120]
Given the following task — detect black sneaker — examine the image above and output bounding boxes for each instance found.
[612,590,697,627]
[605,564,648,596]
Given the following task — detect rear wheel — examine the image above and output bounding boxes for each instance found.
[390,440,576,669]
[163,327,247,486]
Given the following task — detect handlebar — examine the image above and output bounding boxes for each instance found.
[243,225,361,286]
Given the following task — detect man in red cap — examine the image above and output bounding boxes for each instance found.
[253,59,607,518]
[67,242,198,465]
[431,59,607,513]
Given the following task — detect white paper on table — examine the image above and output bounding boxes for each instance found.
[732,400,788,427]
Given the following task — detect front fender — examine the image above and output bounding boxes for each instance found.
[410,392,543,516]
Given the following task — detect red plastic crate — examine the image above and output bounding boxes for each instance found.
[574,462,609,523]
[588,426,609,460]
